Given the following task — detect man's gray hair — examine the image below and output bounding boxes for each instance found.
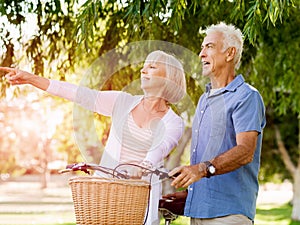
[205,22,244,70]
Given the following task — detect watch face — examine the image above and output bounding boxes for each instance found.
[209,166,216,174]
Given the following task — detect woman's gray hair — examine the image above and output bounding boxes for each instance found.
[205,22,244,70]
[144,50,186,104]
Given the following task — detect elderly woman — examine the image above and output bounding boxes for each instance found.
[1,50,186,225]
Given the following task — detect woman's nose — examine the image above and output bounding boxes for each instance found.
[141,67,147,74]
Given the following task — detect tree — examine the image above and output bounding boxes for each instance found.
[248,6,300,219]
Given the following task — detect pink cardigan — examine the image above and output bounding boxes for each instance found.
[47,80,185,168]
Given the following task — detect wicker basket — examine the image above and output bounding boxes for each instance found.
[69,176,151,225]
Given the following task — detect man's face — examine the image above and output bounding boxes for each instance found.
[199,32,227,77]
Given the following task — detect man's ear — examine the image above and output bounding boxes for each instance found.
[226,47,236,62]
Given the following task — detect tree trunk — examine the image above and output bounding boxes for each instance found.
[291,116,300,221]
[40,138,51,189]
[274,123,300,221]
[41,169,49,189]
[292,166,300,220]
[274,125,296,175]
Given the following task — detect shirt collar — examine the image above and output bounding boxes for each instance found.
[205,74,245,93]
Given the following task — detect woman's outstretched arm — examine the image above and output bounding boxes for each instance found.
[1,66,121,116]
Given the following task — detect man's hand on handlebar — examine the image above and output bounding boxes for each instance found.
[168,165,203,189]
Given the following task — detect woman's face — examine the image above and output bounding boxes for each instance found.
[140,60,167,92]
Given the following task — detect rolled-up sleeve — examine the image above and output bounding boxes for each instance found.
[233,91,265,134]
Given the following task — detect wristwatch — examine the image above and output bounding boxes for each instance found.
[203,161,216,178]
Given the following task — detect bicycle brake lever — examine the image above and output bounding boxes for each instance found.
[159,171,170,179]
[151,168,179,180]
[65,162,90,174]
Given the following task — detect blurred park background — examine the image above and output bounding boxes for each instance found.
[0,0,300,224]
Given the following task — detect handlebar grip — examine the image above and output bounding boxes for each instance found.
[58,168,72,174]
[66,163,78,169]
[170,172,181,178]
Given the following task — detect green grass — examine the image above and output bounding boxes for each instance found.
[255,203,300,225]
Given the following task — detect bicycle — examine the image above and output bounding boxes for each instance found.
[59,162,185,225]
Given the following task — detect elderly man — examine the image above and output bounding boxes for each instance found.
[168,22,266,225]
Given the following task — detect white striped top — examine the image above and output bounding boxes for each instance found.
[120,113,154,164]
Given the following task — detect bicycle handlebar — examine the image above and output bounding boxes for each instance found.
[59,162,177,180]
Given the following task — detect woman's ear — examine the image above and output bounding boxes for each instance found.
[226,47,236,62]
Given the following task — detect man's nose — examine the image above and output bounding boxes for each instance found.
[199,49,205,58]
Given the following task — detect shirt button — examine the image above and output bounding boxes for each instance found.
[189,187,193,191]
[193,149,196,152]
[195,129,198,133]
[201,110,204,113]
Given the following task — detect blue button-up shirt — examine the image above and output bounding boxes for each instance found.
[185,75,266,221]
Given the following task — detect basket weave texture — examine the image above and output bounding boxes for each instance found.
[69,176,150,225]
